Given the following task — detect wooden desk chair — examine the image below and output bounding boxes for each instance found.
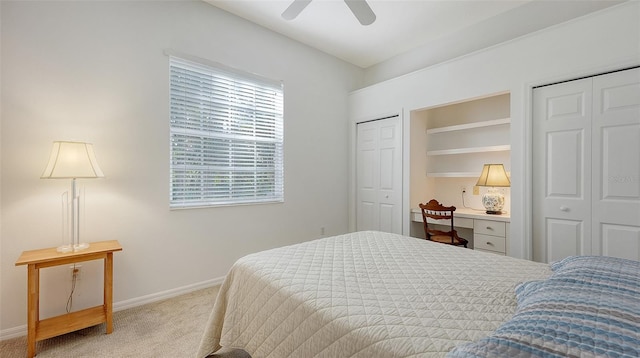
[418,199,468,248]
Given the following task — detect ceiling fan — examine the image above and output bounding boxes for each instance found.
[282,0,376,26]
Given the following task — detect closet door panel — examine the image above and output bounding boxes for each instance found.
[533,78,592,263]
[546,130,584,198]
[601,224,640,261]
[356,116,402,234]
[546,218,584,262]
[357,127,377,231]
[376,119,402,234]
[600,125,640,202]
[592,68,640,259]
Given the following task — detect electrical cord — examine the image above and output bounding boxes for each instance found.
[66,264,78,313]
[461,189,485,212]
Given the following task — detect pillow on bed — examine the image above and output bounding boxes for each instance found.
[447,255,640,358]
[550,254,640,277]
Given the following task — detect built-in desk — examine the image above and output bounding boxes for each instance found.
[411,208,510,255]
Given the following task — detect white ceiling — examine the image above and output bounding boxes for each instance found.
[205,0,624,69]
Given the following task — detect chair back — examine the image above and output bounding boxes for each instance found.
[418,199,468,247]
[419,199,456,238]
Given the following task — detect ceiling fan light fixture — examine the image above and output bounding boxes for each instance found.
[281,0,376,25]
[345,0,376,26]
[282,0,312,20]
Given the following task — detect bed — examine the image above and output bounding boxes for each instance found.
[197,231,640,357]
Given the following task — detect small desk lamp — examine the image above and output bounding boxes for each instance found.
[476,163,510,214]
[41,141,104,252]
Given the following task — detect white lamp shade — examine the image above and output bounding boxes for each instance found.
[41,141,104,179]
[475,164,510,187]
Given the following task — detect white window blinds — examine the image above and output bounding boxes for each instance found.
[169,56,284,208]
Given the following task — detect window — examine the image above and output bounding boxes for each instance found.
[169,56,284,208]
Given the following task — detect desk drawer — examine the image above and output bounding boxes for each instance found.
[474,234,506,253]
[475,248,505,256]
[474,220,506,237]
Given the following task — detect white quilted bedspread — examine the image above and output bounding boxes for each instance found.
[197,231,551,357]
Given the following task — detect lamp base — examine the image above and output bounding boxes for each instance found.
[57,245,73,253]
[73,242,90,252]
[482,188,505,215]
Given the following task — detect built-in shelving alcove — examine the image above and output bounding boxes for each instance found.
[409,92,511,238]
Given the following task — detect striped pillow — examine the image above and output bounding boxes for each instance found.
[448,256,640,357]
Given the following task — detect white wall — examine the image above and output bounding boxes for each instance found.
[349,2,640,258]
[361,0,627,86]
[0,0,362,335]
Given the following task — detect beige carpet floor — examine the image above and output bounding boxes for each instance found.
[0,286,249,358]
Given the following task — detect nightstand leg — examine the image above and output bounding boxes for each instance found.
[104,252,113,334]
[27,264,39,358]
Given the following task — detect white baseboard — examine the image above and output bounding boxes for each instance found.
[113,276,225,312]
[0,276,225,341]
[0,325,27,341]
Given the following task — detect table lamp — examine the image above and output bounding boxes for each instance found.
[475,163,510,214]
[41,141,104,252]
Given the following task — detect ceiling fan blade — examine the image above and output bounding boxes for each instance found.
[282,0,313,20]
[344,0,376,26]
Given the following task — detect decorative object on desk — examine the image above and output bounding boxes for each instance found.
[41,141,104,252]
[418,199,468,248]
[475,163,510,214]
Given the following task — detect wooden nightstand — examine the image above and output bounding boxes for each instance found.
[15,240,122,358]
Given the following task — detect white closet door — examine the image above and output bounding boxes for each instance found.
[592,68,640,260]
[533,67,640,263]
[356,116,402,234]
[533,78,593,263]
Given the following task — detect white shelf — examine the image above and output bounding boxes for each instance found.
[427,170,511,178]
[426,172,480,177]
[419,92,511,182]
[426,118,510,134]
[427,145,510,156]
